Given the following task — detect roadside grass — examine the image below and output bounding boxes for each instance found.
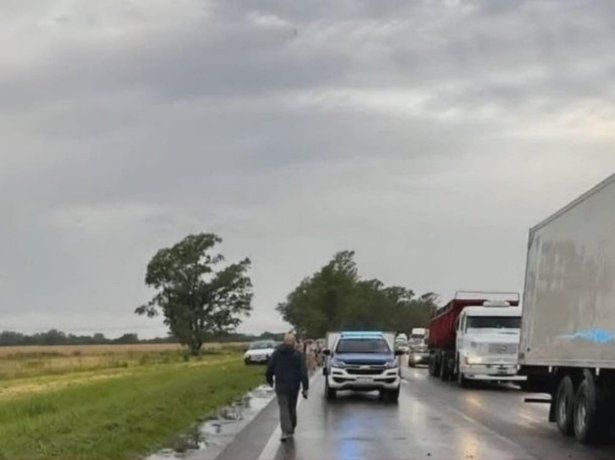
[0,343,247,380]
[0,352,264,460]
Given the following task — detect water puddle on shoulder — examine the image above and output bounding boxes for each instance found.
[147,384,275,460]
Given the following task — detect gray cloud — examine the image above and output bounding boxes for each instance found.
[2,0,615,337]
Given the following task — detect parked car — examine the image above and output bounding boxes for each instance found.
[244,341,276,365]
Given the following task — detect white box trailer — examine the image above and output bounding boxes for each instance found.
[519,173,615,444]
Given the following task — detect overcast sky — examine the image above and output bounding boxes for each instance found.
[2,0,615,338]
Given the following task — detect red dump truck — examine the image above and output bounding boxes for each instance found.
[428,291,524,386]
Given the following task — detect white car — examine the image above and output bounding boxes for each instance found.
[244,341,277,365]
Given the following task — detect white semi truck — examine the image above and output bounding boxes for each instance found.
[455,302,525,386]
[429,292,525,386]
[519,174,615,443]
[407,328,429,367]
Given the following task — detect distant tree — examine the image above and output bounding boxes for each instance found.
[0,331,24,346]
[259,331,285,341]
[135,233,253,355]
[92,333,106,343]
[42,329,67,345]
[114,333,139,344]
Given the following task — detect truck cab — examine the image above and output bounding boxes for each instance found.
[323,331,402,401]
[408,328,429,367]
[455,303,526,386]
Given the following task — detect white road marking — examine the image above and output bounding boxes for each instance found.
[257,372,321,460]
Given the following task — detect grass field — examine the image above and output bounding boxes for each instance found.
[0,344,264,460]
[0,343,245,380]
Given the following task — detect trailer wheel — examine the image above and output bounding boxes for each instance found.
[573,372,606,443]
[428,353,439,377]
[440,353,453,381]
[438,353,448,381]
[555,375,575,436]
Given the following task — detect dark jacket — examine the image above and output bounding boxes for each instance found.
[266,344,309,395]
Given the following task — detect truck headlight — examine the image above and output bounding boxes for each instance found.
[385,360,399,369]
[465,355,483,365]
[331,359,347,369]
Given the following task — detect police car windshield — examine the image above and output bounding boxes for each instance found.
[336,338,390,354]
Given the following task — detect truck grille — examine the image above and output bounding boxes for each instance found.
[346,367,385,375]
[488,343,517,355]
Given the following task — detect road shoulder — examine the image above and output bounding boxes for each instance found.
[214,393,280,460]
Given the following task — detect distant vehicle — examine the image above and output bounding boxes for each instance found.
[244,341,276,365]
[519,174,615,444]
[407,328,429,367]
[395,333,410,354]
[323,331,403,401]
[428,291,526,386]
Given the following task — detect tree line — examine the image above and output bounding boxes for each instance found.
[0,330,145,347]
[134,233,438,354]
[0,329,285,347]
[277,250,438,338]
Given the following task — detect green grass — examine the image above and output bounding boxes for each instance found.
[0,353,264,460]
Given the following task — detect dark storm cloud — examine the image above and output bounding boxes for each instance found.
[2,0,615,336]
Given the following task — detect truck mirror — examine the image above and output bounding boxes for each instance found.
[322,349,331,356]
[394,349,404,356]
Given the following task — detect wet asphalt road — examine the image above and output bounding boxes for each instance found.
[216,366,615,460]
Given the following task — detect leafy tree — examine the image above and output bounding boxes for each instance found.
[135,233,253,355]
[277,251,357,337]
[277,251,437,337]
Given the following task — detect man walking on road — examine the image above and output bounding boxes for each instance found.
[266,333,309,442]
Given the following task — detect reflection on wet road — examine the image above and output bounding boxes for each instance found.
[256,367,615,460]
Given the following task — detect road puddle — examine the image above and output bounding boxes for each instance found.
[147,384,275,460]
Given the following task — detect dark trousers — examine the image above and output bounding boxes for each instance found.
[276,390,299,435]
